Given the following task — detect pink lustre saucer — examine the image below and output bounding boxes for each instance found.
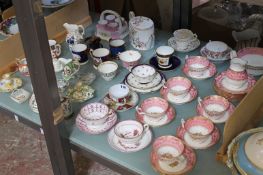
[76,111,117,135]
[160,86,198,105]
[151,144,196,175]
[196,102,235,124]
[107,127,152,153]
[136,106,176,127]
[176,125,220,149]
[183,63,216,80]
[214,71,256,95]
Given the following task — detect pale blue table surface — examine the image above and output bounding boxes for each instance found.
[0,16,238,175]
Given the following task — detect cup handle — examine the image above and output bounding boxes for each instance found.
[55,44,61,56]
[181,118,186,129]
[129,11,135,20]
[143,124,149,133]
[89,49,94,57]
[197,97,203,106]
[193,34,198,39]
[230,50,238,59]
[185,55,189,59]
[78,25,85,36]
[136,106,146,115]
[106,109,115,121]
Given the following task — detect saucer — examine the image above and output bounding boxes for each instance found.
[107,127,152,153]
[176,125,220,149]
[0,77,23,93]
[102,91,139,112]
[76,111,117,135]
[196,102,235,123]
[161,86,198,105]
[168,37,200,53]
[149,56,181,71]
[214,71,256,95]
[151,144,196,175]
[136,106,176,127]
[183,63,217,80]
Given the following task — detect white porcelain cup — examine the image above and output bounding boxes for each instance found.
[156,46,174,68]
[118,50,141,69]
[98,61,118,81]
[173,29,197,50]
[49,40,61,59]
[109,84,130,104]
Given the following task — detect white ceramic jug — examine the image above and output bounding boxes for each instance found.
[63,23,85,50]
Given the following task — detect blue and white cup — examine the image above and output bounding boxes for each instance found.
[109,39,125,58]
[72,44,89,65]
[89,48,110,69]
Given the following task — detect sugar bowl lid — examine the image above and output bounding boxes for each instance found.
[245,131,263,171]
[205,41,228,53]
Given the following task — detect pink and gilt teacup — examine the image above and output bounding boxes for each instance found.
[114,120,149,146]
[109,84,130,104]
[136,97,169,120]
[153,136,185,164]
[185,56,210,76]
[163,77,192,99]
[80,102,114,126]
[182,116,214,140]
[198,95,230,119]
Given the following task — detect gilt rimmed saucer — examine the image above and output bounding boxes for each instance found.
[214,71,256,95]
[160,86,198,105]
[151,144,196,175]
[196,102,235,124]
[183,63,217,80]
[168,37,200,53]
[176,126,220,149]
[149,56,181,71]
[136,106,176,127]
[76,111,117,135]
[107,127,152,153]
[102,91,139,112]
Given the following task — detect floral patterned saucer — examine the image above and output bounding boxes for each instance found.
[102,91,139,112]
[176,125,220,149]
[0,16,18,36]
[183,63,217,80]
[136,106,176,127]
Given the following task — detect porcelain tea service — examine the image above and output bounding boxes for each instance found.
[98,61,118,81]
[118,50,141,69]
[16,58,30,76]
[183,56,216,80]
[150,136,196,175]
[0,73,23,93]
[76,102,117,134]
[108,120,152,152]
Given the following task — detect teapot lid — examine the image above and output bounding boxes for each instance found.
[130,16,154,30]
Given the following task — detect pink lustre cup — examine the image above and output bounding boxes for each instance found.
[198,95,230,119]
[163,77,192,99]
[114,120,149,146]
[79,102,114,126]
[152,136,185,164]
[185,56,210,76]
[182,116,214,140]
[136,97,169,120]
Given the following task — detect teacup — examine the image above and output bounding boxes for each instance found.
[49,40,61,59]
[131,64,157,84]
[136,97,169,121]
[109,39,125,57]
[90,48,110,69]
[72,44,89,65]
[185,56,210,77]
[156,46,174,68]
[16,58,29,76]
[114,120,149,146]
[164,77,192,99]
[109,84,130,104]
[61,58,80,81]
[198,95,230,119]
[118,50,141,69]
[98,61,118,81]
[173,29,197,50]
[80,102,113,125]
[182,116,214,140]
[153,136,185,164]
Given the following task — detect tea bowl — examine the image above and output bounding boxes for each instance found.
[164,77,192,99]
[98,61,118,81]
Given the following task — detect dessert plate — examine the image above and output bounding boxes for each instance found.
[151,145,196,175]
[183,63,216,80]
[196,102,235,123]
[149,56,181,71]
[161,86,198,105]
[214,71,256,95]
[76,111,117,135]
[107,127,152,153]
[102,91,139,112]
[176,125,220,149]
[136,106,176,127]
[168,37,200,53]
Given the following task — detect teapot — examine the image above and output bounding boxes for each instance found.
[63,23,85,50]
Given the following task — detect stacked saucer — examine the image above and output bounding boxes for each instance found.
[136,97,176,127]
[176,116,220,149]
[76,102,117,135]
[160,77,197,105]
[182,56,216,80]
[124,64,166,93]
[108,120,152,153]
[151,136,196,175]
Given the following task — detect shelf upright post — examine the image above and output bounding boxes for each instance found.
[180,0,192,29]
[12,0,74,174]
[173,0,181,30]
